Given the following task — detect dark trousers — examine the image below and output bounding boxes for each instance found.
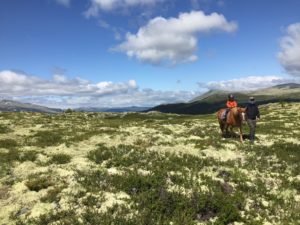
[223,108,230,120]
[247,119,256,142]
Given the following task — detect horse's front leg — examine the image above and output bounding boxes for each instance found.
[239,126,243,143]
[230,127,233,136]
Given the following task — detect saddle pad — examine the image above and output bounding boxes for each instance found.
[221,110,227,119]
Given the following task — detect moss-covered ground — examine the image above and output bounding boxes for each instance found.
[0,103,299,225]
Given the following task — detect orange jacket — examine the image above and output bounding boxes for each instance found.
[226,100,237,108]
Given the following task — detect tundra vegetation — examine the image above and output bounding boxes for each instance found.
[0,103,299,225]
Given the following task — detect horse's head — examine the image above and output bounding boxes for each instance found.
[238,108,246,122]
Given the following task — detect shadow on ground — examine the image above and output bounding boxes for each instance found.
[221,133,259,141]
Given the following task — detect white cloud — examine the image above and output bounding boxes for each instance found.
[278,23,300,77]
[55,0,71,7]
[0,70,198,108]
[199,76,299,91]
[85,0,164,17]
[0,70,137,97]
[114,11,237,65]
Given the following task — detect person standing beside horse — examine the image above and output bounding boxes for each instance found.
[245,97,260,144]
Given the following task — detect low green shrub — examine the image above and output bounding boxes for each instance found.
[49,153,71,164]
[0,139,18,149]
[0,124,12,133]
[19,151,38,162]
[41,185,65,203]
[26,175,53,192]
[33,130,63,147]
[87,145,113,164]
[16,210,81,225]
[64,108,74,113]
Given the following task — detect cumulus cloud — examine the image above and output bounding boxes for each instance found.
[55,0,71,7]
[0,70,198,108]
[278,23,300,77]
[85,0,164,17]
[114,11,237,65]
[199,76,298,91]
[0,70,137,97]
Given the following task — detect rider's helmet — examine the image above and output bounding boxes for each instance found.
[228,94,235,101]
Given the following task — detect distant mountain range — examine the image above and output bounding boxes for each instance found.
[0,99,150,113]
[74,106,151,113]
[0,100,62,113]
[147,83,300,114]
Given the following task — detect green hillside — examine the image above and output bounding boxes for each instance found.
[0,103,299,224]
[149,83,300,114]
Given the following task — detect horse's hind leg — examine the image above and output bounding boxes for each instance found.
[224,124,229,137]
[219,122,225,136]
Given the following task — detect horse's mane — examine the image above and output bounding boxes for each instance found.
[231,107,245,114]
[229,107,245,122]
[231,107,240,116]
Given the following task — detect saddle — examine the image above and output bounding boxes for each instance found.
[221,108,231,121]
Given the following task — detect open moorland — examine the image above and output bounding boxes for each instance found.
[0,103,299,225]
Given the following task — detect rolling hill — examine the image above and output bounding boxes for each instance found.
[148,83,300,114]
[0,100,62,113]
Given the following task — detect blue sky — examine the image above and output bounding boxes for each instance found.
[0,0,300,108]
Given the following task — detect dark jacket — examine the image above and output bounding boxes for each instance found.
[245,103,260,120]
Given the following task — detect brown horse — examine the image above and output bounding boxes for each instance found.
[217,107,246,142]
